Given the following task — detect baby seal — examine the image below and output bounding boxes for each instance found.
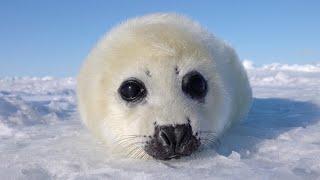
[77,13,252,160]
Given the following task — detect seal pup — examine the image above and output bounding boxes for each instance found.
[77,13,252,160]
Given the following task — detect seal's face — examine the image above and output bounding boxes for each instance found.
[77,14,247,160]
[117,67,207,159]
[99,40,221,160]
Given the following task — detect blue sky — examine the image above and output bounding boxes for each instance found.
[0,0,319,77]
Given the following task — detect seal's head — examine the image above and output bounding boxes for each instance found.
[77,13,252,160]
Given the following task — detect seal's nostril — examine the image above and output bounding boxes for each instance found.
[175,125,191,147]
[160,130,172,146]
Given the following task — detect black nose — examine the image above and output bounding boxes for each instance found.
[145,124,200,160]
[159,125,191,149]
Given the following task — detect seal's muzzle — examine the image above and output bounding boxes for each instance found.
[145,123,200,160]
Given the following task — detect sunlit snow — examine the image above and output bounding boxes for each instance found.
[0,62,320,179]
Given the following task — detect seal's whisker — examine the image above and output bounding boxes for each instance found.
[141,151,150,160]
[133,147,147,159]
[200,137,217,142]
[200,138,217,142]
[131,147,142,158]
[115,138,143,145]
[128,149,138,158]
[200,132,214,134]
[200,136,218,142]
[113,137,147,156]
[200,135,218,139]
[141,153,146,160]
[199,130,217,134]
[138,149,147,160]
[199,132,218,139]
[118,141,145,148]
[126,145,141,158]
[117,136,143,142]
[115,135,147,145]
[201,134,217,139]
[121,135,146,138]
[199,132,220,148]
[143,152,149,160]
[134,149,143,159]
[114,136,147,158]
[201,138,221,148]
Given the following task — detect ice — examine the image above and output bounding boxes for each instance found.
[0,122,13,137]
[0,62,320,179]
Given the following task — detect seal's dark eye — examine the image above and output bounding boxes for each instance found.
[182,71,207,100]
[119,79,147,102]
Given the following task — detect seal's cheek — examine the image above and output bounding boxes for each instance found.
[144,123,200,160]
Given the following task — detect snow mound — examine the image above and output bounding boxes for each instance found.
[0,62,320,179]
[0,88,76,127]
[243,60,320,72]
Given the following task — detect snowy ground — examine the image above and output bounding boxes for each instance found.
[1,62,320,179]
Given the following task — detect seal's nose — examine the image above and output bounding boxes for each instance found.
[159,124,191,150]
[145,123,200,160]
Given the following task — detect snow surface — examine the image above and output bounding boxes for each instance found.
[1,62,320,179]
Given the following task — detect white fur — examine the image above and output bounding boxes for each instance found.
[77,13,252,158]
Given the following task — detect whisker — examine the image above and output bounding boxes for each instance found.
[113,135,149,159]
[200,137,217,141]
[137,148,147,159]
[199,130,217,134]
[202,139,220,148]
[126,145,140,158]
[113,139,146,156]
[119,141,145,149]
[132,147,147,159]
[116,138,144,145]
[134,149,143,159]
[199,130,220,149]
[131,148,141,159]
[141,151,149,160]
[116,136,144,142]
[120,135,146,138]
[114,135,148,147]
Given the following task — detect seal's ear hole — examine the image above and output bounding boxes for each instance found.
[182,71,208,100]
[118,78,147,103]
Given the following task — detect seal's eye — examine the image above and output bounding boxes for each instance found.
[119,79,147,102]
[182,71,208,100]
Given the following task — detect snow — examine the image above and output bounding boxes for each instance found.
[1,62,320,179]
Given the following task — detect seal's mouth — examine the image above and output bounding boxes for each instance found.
[144,123,200,160]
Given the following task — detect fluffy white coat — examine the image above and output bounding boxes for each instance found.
[77,13,252,158]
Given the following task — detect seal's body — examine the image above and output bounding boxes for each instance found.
[77,13,252,160]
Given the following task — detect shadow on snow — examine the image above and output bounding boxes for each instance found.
[216,98,320,157]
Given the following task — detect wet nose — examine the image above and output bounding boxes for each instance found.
[145,123,200,160]
[159,124,191,149]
